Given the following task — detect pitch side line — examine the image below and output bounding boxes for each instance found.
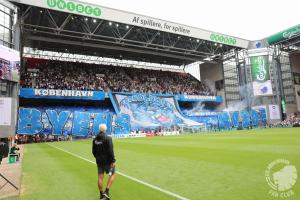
[46,143,190,200]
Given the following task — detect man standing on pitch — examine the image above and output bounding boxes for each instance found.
[92,124,116,200]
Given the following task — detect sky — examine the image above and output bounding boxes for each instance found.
[83,0,300,40]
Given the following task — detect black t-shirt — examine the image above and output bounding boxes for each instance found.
[92,134,116,166]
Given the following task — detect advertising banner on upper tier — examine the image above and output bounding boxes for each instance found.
[250,55,273,96]
[9,0,249,48]
[20,88,105,100]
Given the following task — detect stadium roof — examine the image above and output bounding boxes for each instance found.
[266,24,300,54]
[10,0,250,65]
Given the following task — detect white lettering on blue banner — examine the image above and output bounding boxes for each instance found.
[183,95,217,101]
[34,89,94,97]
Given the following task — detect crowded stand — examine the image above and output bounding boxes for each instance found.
[20,58,214,95]
[271,113,300,127]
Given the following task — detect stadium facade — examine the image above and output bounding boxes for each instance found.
[0,0,19,138]
[1,0,300,137]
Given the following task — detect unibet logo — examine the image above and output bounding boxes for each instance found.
[210,33,237,45]
[47,0,101,17]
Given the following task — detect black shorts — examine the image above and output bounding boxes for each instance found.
[97,165,116,175]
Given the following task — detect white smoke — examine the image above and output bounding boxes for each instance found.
[187,83,260,113]
[224,101,248,112]
[204,79,216,95]
[189,102,206,114]
[224,83,260,112]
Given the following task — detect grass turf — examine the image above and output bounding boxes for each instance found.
[16,128,300,200]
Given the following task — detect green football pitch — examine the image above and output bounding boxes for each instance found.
[7,128,300,200]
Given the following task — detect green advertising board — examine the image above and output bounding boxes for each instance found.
[210,33,237,45]
[250,56,270,82]
[267,25,300,45]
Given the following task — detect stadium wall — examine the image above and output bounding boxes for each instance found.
[0,1,19,138]
[295,85,300,112]
[290,53,300,112]
[290,53,300,73]
[200,63,225,110]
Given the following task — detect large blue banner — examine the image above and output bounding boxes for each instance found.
[185,109,267,129]
[17,106,268,136]
[17,107,130,136]
[20,88,223,103]
[114,93,204,131]
[17,90,268,135]
[20,88,105,100]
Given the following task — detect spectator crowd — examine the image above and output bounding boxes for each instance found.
[21,58,214,96]
[271,113,300,127]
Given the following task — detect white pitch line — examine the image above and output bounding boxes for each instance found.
[46,143,190,200]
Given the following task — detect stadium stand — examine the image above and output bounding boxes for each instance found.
[271,113,300,127]
[21,58,214,96]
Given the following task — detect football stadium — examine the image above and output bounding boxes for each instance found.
[0,0,300,199]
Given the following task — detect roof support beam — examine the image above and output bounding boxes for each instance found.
[27,35,201,62]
